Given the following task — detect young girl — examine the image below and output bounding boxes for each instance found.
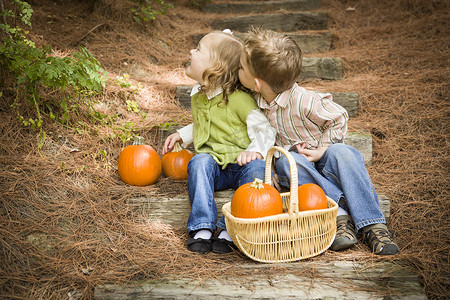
[163,31,275,254]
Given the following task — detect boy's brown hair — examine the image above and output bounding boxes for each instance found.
[242,27,302,94]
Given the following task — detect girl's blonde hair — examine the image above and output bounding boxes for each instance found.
[199,31,245,103]
[243,27,302,94]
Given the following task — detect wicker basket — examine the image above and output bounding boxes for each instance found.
[222,146,338,263]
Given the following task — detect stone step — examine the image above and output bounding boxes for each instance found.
[176,86,357,117]
[194,31,332,54]
[211,12,328,32]
[73,261,426,299]
[203,0,321,14]
[301,57,343,80]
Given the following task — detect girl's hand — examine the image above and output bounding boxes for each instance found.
[296,144,328,162]
[237,151,263,166]
[163,132,183,155]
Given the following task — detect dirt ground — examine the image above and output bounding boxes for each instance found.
[0,0,448,299]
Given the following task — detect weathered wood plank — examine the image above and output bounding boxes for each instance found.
[127,181,388,230]
[203,0,321,13]
[194,31,332,54]
[77,261,425,299]
[211,12,328,32]
[176,85,357,117]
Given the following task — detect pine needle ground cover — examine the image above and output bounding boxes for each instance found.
[0,0,448,298]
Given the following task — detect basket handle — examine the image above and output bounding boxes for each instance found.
[264,146,299,214]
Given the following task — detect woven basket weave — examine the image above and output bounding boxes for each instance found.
[222,146,338,263]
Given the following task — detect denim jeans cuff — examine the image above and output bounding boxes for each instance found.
[355,218,386,231]
[216,221,226,231]
[188,224,216,236]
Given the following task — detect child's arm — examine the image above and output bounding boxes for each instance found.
[162,124,193,155]
[291,92,348,162]
[311,93,348,147]
[237,109,276,166]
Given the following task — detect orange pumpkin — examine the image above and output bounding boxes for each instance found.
[298,183,328,211]
[231,178,283,218]
[162,142,194,180]
[118,136,161,186]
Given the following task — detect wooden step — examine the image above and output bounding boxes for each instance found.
[127,180,388,229]
[72,261,426,299]
[203,0,321,14]
[211,12,328,32]
[176,86,357,116]
[194,31,332,54]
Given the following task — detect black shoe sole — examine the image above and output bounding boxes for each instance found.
[211,237,237,254]
[187,237,212,254]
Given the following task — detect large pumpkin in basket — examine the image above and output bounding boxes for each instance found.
[162,142,194,180]
[298,183,328,211]
[231,178,283,218]
[118,136,161,186]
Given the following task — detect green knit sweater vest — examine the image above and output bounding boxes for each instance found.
[191,90,257,168]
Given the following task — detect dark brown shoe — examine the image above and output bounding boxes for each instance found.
[330,215,358,251]
[363,224,399,255]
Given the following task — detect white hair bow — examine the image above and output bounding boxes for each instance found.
[222,29,233,35]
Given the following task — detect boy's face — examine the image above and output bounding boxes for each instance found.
[239,52,256,90]
[186,35,213,83]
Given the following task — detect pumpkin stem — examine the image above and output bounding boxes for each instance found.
[173,142,183,152]
[249,178,264,189]
[133,136,145,145]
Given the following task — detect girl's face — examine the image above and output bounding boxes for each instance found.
[186,35,213,83]
[238,52,256,90]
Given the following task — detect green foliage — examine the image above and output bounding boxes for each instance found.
[131,0,174,23]
[153,120,179,131]
[115,73,142,94]
[0,0,110,148]
[0,0,152,150]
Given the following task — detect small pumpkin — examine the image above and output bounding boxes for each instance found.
[231,178,283,218]
[298,183,328,211]
[162,142,194,180]
[118,136,161,186]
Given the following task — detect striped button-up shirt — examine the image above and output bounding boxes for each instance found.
[256,83,348,151]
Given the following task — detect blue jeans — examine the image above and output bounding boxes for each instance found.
[186,153,266,235]
[275,143,385,231]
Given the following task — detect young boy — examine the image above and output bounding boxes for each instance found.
[238,27,399,255]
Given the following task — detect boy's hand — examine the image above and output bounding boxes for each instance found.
[296,144,328,162]
[237,151,263,166]
[163,132,183,155]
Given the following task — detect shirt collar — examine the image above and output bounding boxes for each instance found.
[257,83,298,109]
[273,83,298,108]
[190,83,223,100]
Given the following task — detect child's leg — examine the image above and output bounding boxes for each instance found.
[212,159,265,253]
[186,153,221,236]
[275,151,344,202]
[215,158,266,230]
[316,144,385,231]
[318,144,398,254]
[275,148,358,252]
